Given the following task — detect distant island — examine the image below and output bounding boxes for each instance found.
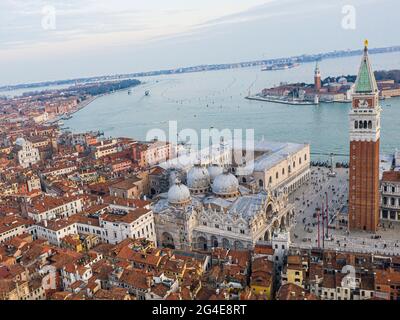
[1,44,400,92]
[247,66,400,105]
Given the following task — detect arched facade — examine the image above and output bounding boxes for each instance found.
[197,236,208,251]
[234,240,244,250]
[222,238,231,249]
[211,235,218,248]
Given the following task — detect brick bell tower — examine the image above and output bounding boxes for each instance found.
[348,40,381,232]
[314,61,321,91]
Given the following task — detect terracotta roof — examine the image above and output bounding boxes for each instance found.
[119,269,150,290]
[277,283,318,300]
[382,171,400,183]
[101,208,151,224]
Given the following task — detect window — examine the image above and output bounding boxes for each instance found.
[355,121,358,129]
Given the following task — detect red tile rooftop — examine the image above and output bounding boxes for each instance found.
[39,218,76,231]
[102,195,150,208]
[382,170,400,182]
[29,195,82,213]
[101,208,151,224]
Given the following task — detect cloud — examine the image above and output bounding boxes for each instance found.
[0,0,272,51]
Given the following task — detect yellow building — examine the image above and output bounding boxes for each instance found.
[250,257,274,300]
[60,234,83,253]
[283,255,308,288]
[250,271,273,300]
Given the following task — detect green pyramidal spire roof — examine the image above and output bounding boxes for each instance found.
[354,44,378,94]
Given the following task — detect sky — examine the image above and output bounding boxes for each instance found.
[0,0,399,85]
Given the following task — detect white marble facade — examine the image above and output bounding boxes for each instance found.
[153,165,295,251]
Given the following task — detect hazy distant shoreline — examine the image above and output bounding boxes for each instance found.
[1,45,399,92]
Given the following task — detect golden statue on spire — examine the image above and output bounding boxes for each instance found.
[364,39,369,48]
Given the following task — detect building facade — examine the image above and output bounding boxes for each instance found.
[380,171,400,222]
[153,165,295,251]
[235,141,311,195]
[16,138,41,168]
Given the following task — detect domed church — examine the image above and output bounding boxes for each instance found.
[153,164,294,251]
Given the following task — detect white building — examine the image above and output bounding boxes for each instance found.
[153,165,295,251]
[27,196,83,222]
[32,219,78,246]
[0,216,32,244]
[99,208,156,245]
[16,138,41,168]
[235,140,311,195]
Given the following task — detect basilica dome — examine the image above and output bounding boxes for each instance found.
[187,164,210,193]
[15,137,26,147]
[207,164,223,182]
[212,171,240,197]
[168,179,191,205]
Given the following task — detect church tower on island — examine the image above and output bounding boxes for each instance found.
[314,61,321,91]
[348,40,381,232]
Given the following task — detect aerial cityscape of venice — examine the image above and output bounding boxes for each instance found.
[1,0,400,308]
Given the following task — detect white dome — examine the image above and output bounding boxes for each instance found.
[207,164,223,181]
[168,180,191,205]
[212,172,239,197]
[187,165,210,191]
[338,77,347,84]
[15,137,26,146]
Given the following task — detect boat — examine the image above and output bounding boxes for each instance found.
[145,90,150,96]
[128,90,132,95]
[261,62,300,71]
[61,114,73,120]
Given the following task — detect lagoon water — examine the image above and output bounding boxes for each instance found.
[62,52,400,160]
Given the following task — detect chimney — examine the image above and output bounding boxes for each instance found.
[146,276,153,288]
[43,220,48,227]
